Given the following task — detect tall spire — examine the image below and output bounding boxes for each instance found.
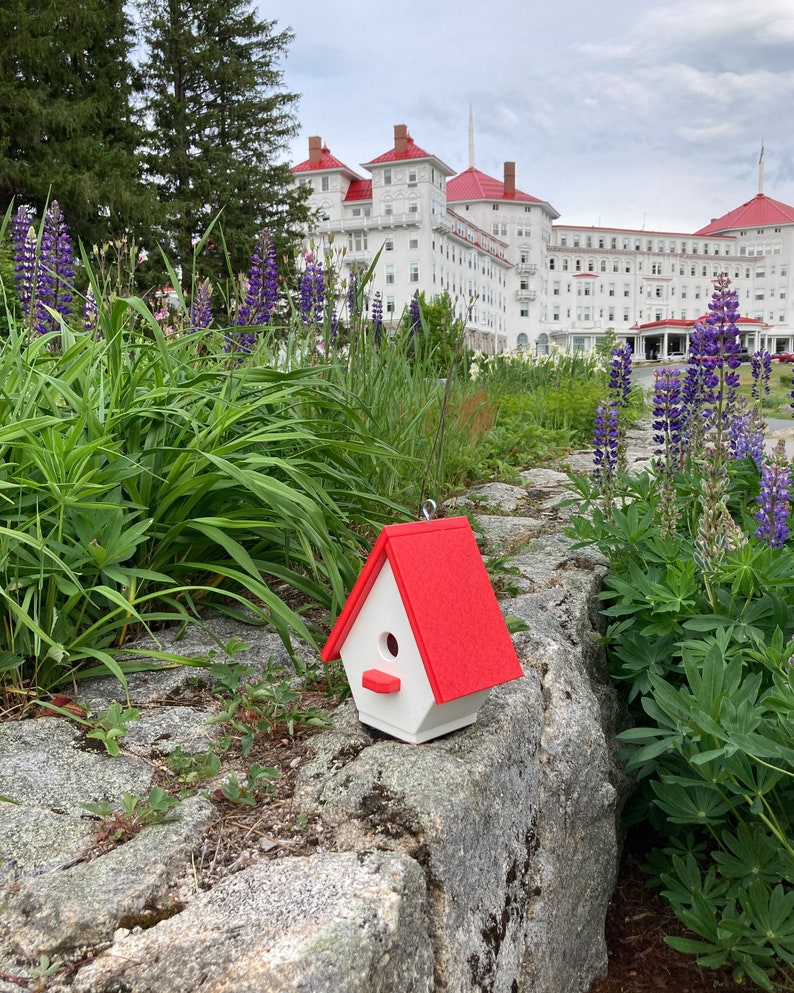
[468,103,475,169]
[759,141,765,196]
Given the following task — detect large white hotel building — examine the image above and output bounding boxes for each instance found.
[292,124,794,358]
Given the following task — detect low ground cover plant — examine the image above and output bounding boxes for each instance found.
[570,275,794,990]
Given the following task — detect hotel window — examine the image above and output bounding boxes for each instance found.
[562,259,569,271]
[553,281,560,295]
[623,308,630,321]
[600,260,607,272]
[408,170,417,187]
[409,233,418,249]
[610,237,617,249]
[608,283,615,296]
[623,284,630,297]
[625,262,632,273]
[385,265,395,284]
[549,258,556,270]
[612,260,619,272]
[552,306,560,320]
[348,231,367,252]
[409,263,419,282]
[573,235,580,247]
[408,199,418,214]
[384,169,392,186]
[655,286,663,298]
[321,176,330,192]
[386,296,395,313]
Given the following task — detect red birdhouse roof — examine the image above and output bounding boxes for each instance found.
[321,517,522,704]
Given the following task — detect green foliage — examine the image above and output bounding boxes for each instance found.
[83,786,181,843]
[138,0,310,279]
[0,1,154,246]
[207,660,330,754]
[569,459,794,990]
[215,763,279,806]
[0,293,406,697]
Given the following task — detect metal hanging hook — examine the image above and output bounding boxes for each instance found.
[421,499,437,522]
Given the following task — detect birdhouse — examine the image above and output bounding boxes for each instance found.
[321,516,523,744]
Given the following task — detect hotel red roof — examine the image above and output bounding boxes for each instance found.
[695,193,794,236]
[447,166,541,204]
[637,316,767,330]
[344,179,372,202]
[292,144,360,176]
[365,134,433,164]
[321,517,522,704]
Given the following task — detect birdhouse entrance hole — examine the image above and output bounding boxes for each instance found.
[379,632,399,660]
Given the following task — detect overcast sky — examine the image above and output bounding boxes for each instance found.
[259,0,794,235]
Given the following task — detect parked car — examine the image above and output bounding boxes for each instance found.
[773,351,794,363]
[665,351,686,361]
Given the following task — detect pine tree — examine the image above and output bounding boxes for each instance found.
[0,0,153,248]
[138,0,310,282]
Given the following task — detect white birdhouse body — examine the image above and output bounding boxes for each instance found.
[338,560,490,743]
[322,517,522,745]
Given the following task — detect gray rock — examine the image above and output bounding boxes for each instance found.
[0,805,94,885]
[121,706,219,756]
[2,795,216,958]
[0,719,153,814]
[446,481,530,513]
[72,851,433,993]
[475,514,544,553]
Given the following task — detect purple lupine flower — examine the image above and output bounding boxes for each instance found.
[34,201,75,335]
[188,281,212,332]
[608,342,633,410]
[729,395,764,468]
[652,368,683,467]
[299,252,325,326]
[683,273,742,453]
[592,400,619,485]
[371,291,383,343]
[347,269,361,321]
[83,286,98,336]
[754,439,791,548]
[751,349,772,401]
[11,204,36,317]
[236,228,277,328]
[408,292,421,334]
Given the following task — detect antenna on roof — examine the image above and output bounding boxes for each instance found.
[468,103,475,169]
[759,140,765,196]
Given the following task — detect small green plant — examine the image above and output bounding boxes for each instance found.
[85,702,140,756]
[24,954,61,992]
[208,661,329,755]
[166,747,222,787]
[83,787,180,844]
[213,763,279,806]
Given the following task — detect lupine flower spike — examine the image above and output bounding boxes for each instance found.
[34,201,75,336]
[755,439,791,548]
[371,291,384,344]
[11,204,36,319]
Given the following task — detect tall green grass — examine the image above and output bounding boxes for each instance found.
[0,301,406,696]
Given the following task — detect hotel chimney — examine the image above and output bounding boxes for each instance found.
[394,124,408,155]
[309,136,322,164]
[504,162,516,197]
